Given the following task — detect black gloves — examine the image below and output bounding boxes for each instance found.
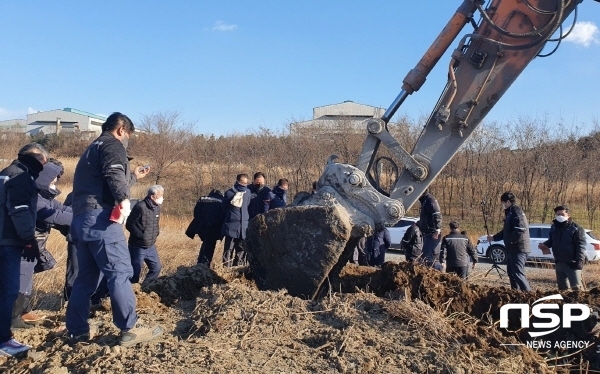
[22,238,40,262]
[569,260,584,270]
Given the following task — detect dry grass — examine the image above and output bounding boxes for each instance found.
[32,214,201,310]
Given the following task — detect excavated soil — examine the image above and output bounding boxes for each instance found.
[1,262,599,373]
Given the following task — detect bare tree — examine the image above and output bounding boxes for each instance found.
[136,111,195,185]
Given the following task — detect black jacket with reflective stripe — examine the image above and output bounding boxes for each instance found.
[439,230,478,267]
[0,160,39,246]
[492,204,530,253]
[72,131,136,215]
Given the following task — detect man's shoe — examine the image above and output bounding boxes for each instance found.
[0,339,31,357]
[120,322,163,347]
[67,324,99,346]
[22,311,46,324]
[11,317,33,329]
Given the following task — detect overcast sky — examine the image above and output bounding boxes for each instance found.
[1,1,598,135]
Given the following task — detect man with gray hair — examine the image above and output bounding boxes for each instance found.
[0,143,49,356]
[126,185,164,286]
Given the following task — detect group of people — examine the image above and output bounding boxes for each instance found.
[398,190,586,292]
[0,113,165,357]
[0,112,588,358]
[185,172,290,267]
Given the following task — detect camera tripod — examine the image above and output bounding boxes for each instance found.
[481,199,507,279]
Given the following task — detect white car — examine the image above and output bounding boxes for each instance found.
[387,216,419,250]
[476,223,600,264]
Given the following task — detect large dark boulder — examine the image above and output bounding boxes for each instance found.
[246,205,353,299]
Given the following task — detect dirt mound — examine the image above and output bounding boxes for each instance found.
[144,263,253,305]
[339,262,600,369]
[2,261,599,372]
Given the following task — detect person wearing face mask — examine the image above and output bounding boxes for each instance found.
[126,185,164,286]
[538,206,586,291]
[222,174,251,267]
[269,178,288,210]
[487,191,531,291]
[0,143,49,357]
[12,158,73,329]
[248,172,271,219]
[66,112,162,348]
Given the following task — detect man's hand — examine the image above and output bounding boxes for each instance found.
[22,238,40,262]
[487,235,493,243]
[570,260,584,270]
[120,199,131,218]
[538,243,551,254]
[433,230,440,240]
[133,165,151,180]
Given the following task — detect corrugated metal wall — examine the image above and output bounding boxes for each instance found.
[313,102,384,119]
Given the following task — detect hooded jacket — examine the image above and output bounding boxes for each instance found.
[35,162,73,249]
[402,223,423,262]
[269,185,287,210]
[418,193,442,234]
[543,219,586,264]
[0,155,43,246]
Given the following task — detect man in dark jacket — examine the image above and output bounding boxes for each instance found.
[488,191,531,291]
[269,178,288,210]
[126,185,164,285]
[247,172,271,219]
[66,112,163,347]
[0,143,48,357]
[402,221,423,263]
[185,189,225,265]
[222,174,251,267]
[13,158,72,329]
[418,190,443,268]
[439,221,478,279]
[366,227,391,266]
[538,205,586,290]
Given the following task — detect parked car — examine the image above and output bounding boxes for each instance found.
[387,216,419,250]
[475,223,600,264]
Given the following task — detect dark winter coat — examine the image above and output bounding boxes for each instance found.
[126,197,161,248]
[35,162,73,257]
[418,193,442,234]
[492,204,530,253]
[0,156,43,246]
[269,186,287,210]
[248,184,271,219]
[185,192,225,241]
[543,219,586,264]
[402,223,423,262]
[439,229,478,267]
[221,187,251,239]
[72,131,136,215]
[366,228,391,266]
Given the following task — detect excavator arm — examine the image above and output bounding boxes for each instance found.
[303,0,587,233]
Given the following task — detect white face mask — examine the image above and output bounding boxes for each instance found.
[155,197,164,205]
[555,215,568,223]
